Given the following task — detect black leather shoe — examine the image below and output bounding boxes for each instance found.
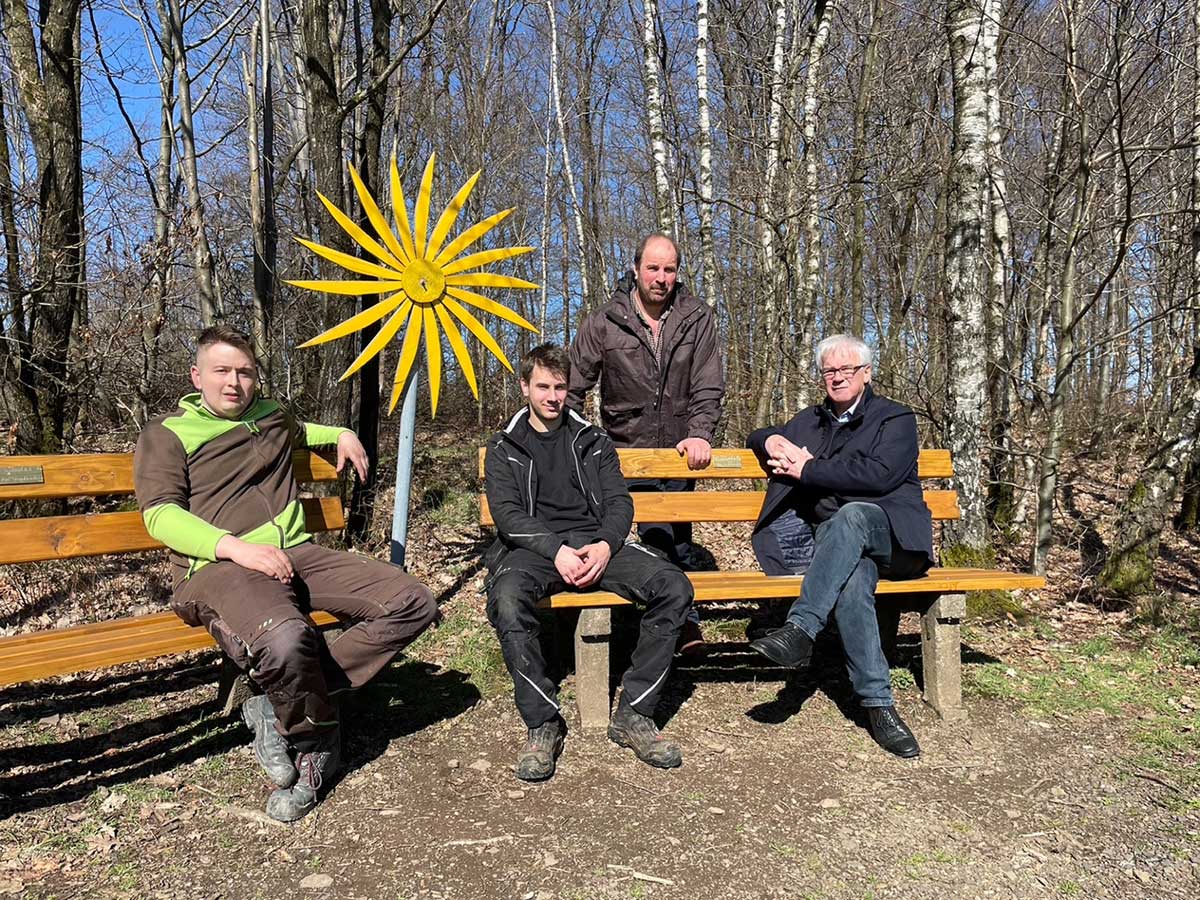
[749,622,814,668]
[867,705,920,758]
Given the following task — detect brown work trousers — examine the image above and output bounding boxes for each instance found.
[172,542,437,746]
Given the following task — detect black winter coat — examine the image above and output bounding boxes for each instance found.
[746,386,934,576]
[483,408,634,571]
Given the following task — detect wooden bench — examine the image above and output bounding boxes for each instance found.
[0,450,347,702]
[479,447,1045,730]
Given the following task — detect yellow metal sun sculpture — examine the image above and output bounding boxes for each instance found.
[288,153,539,414]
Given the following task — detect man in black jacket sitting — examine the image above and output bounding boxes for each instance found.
[484,343,694,781]
[746,334,933,758]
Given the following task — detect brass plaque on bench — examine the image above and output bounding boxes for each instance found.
[0,465,44,486]
[712,455,743,469]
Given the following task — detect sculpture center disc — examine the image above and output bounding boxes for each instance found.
[402,258,446,305]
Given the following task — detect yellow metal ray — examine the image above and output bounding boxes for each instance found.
[435,303,478,398]
[443,297,513,373]
[441,246,535,277]
[298,292,407,348]
[389,156,418,261]
[340,299,413,380]
[422,306,442,415]
[445,272,540,291]
[388,304,425,413]
[425,170,480,262]
[347,163,411,266]
[295,237,403,282]
[413,153,437,258]
[285,279,407,296]
[446,287,539,334]
[433,208,513,266]
[316,190,407,272]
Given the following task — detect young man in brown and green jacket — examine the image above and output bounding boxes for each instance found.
[134,325,437,822]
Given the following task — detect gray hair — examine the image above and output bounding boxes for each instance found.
[816,334,873,370]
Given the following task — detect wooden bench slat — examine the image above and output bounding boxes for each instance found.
[477,447,954,480]
[0,610,341,687]
[0,449,339,501]
[540,567,1045,609]
[480,489,960,527]
[0,496,345,565]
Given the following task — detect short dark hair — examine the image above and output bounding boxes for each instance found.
[197,324,257,365]
[520,343,570,383]
[633,232,681,268]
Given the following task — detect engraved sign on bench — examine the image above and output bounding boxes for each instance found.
[0,465,44,486]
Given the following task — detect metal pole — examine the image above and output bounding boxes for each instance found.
[389,377,419,567]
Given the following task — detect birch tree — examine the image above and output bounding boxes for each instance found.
[694,0,717,308]
[943,0,991,551]
[641,0,675,234]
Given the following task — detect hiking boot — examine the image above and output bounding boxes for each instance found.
[749,622,814,669]
[265,729,341,822]
[515,716,566,782]
[241,694,297,788]
[866,705,920,759]
[607,703,682,769]
[675,619,705,657]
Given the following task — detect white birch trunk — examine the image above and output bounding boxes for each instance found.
[695,0,717,308]
[944,0,991,549]
[791,0,835,411]
[642,0,675,234]
[752,0,790,428]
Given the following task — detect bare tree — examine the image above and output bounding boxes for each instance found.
[944,0,991,551]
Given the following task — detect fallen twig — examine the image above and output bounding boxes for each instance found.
[218,805,290,830]
[606,864,674,885]
[444,835,514,847]
[706,726,753,740]
[1133,770,1182,793]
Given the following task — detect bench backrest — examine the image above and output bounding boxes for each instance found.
[477,448,956,526]
[0,451,343,565]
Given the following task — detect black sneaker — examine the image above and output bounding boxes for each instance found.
[241,694,297,788]
[607,703,682,768]
[749,622,814,668]
[265,729,341,822]
[866,706,920,758]
[515,717,566,782]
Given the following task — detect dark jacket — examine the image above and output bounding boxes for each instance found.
[483,408,634,571]
[746,386,934,576]
[567,274,724,448]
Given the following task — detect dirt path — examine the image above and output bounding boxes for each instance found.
[3,613,1198,899]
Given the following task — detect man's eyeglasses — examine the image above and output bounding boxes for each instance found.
[819,364,869,381]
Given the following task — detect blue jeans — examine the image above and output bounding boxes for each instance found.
[786,502,929,707]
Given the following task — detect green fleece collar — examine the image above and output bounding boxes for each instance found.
[164,393,282,455]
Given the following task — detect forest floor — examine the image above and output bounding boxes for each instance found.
[1,431,1199,899]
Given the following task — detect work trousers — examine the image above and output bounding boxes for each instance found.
[172,542,437,746]
[486,541,693,728]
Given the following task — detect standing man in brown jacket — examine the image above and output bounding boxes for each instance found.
[568,233,724,652]
[134,325,438,822]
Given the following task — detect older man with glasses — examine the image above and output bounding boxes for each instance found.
[744,334,933,758]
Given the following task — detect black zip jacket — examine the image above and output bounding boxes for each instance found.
[483,408,634,570]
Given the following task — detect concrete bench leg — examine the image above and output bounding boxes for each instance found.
[574,607,612,731]
[920,593,967,722]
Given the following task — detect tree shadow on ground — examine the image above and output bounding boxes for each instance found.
[0,657,478,818]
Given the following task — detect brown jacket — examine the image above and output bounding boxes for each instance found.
[567,276,724,448]
[134,393,345,589]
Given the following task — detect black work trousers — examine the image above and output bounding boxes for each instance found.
[485,541,693,728]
